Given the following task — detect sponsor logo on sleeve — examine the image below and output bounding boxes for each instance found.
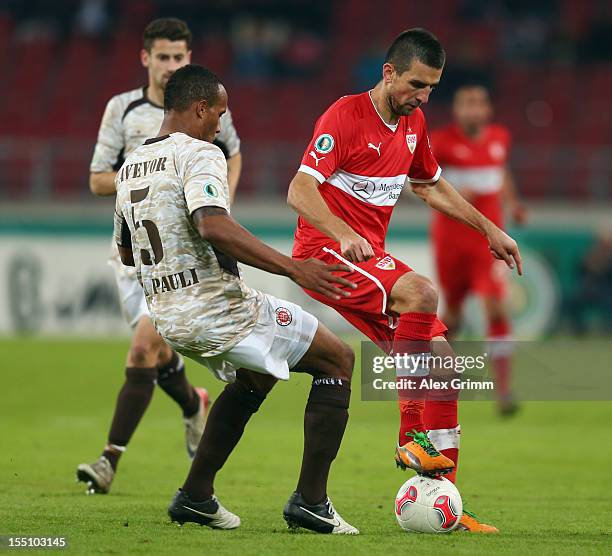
[314,134,335,154]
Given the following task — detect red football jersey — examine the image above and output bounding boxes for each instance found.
[430,123,511,231]
[293,92,441,257]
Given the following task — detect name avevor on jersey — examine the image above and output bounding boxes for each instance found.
[117,156,168,183]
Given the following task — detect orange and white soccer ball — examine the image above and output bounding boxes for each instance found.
[395,475,462,533]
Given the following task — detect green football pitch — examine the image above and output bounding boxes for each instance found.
[1,338,611,555]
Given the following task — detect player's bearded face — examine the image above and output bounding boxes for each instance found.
[386,61,442,117]
[142,39,191,91]
[387,93,416,117]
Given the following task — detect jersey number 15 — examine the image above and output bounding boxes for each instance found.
[130,186,164,265]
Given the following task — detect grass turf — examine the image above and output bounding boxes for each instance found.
[1,338,611,555]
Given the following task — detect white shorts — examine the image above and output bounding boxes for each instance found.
[181,294,318,383]
[113,266,149,328]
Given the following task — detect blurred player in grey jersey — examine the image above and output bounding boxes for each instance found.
[114,64,359,534]
[77,18,242,494]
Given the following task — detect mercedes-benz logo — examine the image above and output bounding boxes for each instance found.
[352,180,375,199]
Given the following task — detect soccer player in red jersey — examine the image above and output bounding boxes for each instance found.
[430,84,527,416]
[288,28,522,533]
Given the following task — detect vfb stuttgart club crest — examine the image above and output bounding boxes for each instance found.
[406,133,417,154]
[375,256,396,270]
[275,307,293,326]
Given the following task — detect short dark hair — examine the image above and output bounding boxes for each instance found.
[454,82,491,95]
[143,18,192,51]
[164,64,223,112]
[385,28,445,74]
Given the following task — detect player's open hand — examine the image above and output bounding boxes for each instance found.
[339,231,375,263]
[291,259,357,300]
[487,227,523,275]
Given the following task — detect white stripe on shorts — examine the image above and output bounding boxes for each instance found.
[322,247,395,327]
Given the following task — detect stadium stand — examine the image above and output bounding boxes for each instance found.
[0,0,610,200]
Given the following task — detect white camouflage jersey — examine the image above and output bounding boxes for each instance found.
[114,132,262,356]
[91,86,240,277]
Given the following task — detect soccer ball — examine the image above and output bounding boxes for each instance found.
[395,475,462,533]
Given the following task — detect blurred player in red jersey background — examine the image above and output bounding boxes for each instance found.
[430,84,527,416]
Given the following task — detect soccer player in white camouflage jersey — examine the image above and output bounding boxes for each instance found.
[77,18,242,494]
[114,64,360,534]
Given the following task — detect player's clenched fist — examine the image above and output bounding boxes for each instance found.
[290,260,357,300]
[486,227,523,275]
[339,231,375,263]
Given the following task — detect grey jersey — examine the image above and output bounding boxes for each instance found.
[91,86,241,278]
[91,86,240,172]
[114,132,262,357]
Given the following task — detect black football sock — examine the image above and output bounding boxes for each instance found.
[105,366,158,470]
[102,445,123,471]
[182,380,266,501]
[156,352,199,417]
[296,377,351,505]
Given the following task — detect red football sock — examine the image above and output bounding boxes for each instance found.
[398,399,425,444]
[488,318,512,399]
[424,400,460,483]
[493,356,511,397]
[441,448,459,484]
[394,312,436,444]
[394,312,437,343]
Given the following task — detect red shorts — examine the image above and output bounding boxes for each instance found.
[432,194,508,308]
[295,245,447,353]
[433,235,508,308]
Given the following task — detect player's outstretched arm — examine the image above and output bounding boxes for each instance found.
[412,176,523,275]
[287,171,374,262]
[192,207,356,300]
[90,171,118,196]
